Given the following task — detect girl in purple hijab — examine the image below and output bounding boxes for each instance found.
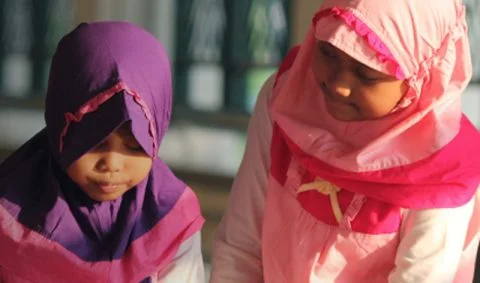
[0,22,205,282]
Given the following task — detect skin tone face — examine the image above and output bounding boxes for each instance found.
[311,40,408,121]
[66,122,152,202]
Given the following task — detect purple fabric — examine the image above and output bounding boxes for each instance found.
[0,22,185,264]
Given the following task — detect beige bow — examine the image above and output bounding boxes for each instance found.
[297,179,343,224]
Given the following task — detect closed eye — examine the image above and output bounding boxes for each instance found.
[319,44,338,58]
[92,141,107,151]
[355,65,393,84]
[356,70,381,82]
[124,142,144,152]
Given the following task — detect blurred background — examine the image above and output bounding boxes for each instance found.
[0,0,479,275]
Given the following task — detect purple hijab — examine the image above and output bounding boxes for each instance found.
[0,22,203,282]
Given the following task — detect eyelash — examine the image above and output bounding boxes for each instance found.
[356,69,379,83]
[93,142,107,150]
[126,144,144,152]
[320,46,337,58]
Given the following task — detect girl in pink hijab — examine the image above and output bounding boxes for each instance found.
[210,0,480,282]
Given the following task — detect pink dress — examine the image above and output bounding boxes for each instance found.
[210,74,480,282]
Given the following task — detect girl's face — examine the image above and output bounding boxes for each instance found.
[66,122,152,202]
[312,41,407,121]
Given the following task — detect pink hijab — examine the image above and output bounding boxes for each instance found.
[270,0,479,208]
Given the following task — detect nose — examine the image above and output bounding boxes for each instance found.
[96,152,123,173]
[330,84,351,98]
[326,70,354,98]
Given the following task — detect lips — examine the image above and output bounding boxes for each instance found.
[94,182,124,193]
[88,178,128,193]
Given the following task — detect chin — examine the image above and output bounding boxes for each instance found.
[87,191,125,202]
[326,108,358,121]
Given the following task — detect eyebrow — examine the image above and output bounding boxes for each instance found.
[117,124,135,138]
[355,60,397,80]
[319,42,337,53]
[357,64,385,76]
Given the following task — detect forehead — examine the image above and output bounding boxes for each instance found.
[317,41,390,75]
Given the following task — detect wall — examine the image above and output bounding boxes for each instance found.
[292,0,324,43]
[1,1,480,178]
